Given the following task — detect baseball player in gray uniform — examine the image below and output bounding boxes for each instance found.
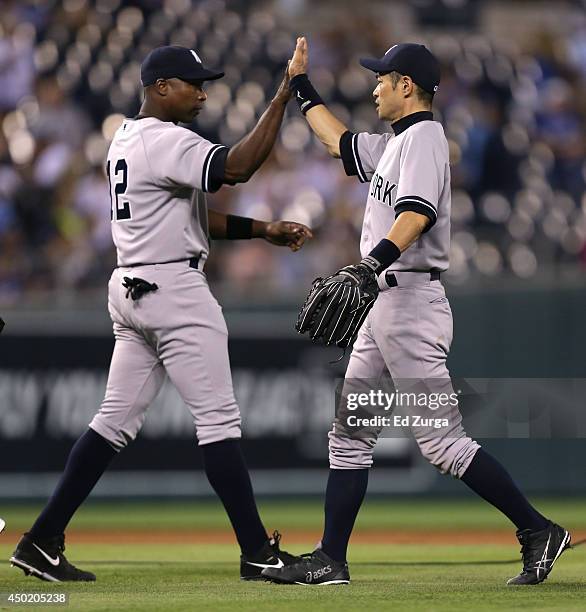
[10,45,311,582]
[263,38,570,586]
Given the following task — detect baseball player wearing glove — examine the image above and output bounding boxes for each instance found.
[10,45,310,583]
[263,38,570,587]
[296,258,379,350]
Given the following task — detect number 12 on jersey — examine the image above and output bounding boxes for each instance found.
[107,158,132,221]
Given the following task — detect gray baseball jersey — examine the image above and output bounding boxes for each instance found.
[330,111,480,476]
[106,116,227,266]
[90,117,241,449]
[340,111,451,272]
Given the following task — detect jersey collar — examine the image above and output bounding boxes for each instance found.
[391,110,433,136]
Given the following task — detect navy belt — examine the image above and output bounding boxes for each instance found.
[118,256,200,270]
[385,270,441,288]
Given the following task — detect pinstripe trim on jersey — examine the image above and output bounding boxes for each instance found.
[339,131,368,183]
[394,195,438,230]
[202,144,227,193]
[351,134,368,183]
[395,195,437,216]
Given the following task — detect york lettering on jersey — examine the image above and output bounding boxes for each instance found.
[369,172,396,206]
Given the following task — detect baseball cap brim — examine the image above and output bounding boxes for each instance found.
[143,68,225,86]
[359,58,390,73]
[180,68,225,82]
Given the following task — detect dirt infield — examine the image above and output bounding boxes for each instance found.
[64,529,586,546]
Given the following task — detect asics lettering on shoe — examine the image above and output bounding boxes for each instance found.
[507,521,571,585]
[240,531,300,580]
[262,548,350,585]
[10,533,96,582]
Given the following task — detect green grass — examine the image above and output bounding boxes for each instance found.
[0,499,585,611]
[2,497,585,532]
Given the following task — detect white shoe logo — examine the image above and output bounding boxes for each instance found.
[534,534,551,580]
[32,543,60,567]
[246,558,285,569]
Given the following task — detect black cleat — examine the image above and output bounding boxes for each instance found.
[10,533,96,582]
[507,521,571,585]
[240,531,300,581]
[262,549,350,585]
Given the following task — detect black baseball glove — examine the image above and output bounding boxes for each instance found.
[296,263,379,348]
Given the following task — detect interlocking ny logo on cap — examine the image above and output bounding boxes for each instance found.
[190,50,202,64]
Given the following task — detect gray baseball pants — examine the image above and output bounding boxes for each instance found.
[90,262,241,450]
[329,271,480,477]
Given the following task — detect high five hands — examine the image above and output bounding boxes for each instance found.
[289,36,309,79]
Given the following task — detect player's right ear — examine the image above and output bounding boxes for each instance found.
[154,78,168,96]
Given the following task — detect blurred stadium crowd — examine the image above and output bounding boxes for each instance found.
[0,0,585,304]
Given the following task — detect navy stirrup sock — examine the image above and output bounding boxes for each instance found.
[202,439,267,557]
[321,468,369,563]
[461,448,548,532]
[29,428,117,539]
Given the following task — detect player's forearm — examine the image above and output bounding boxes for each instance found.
[208,209,228,239]
[223,99,287,183]
[208,209,267,240]
[289,73,347,157]
[305,105,347,158]
[386,212,430,252]
[355,212,429,275]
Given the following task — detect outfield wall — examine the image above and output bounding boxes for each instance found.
[1,285,585,498]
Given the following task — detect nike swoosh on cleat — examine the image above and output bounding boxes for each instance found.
[246,558,284,569]
[32,543,60,567]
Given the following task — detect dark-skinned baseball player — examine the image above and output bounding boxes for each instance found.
[10,45,311,582]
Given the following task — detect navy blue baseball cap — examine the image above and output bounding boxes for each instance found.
[140,46,224,86]
[359,43,440,94]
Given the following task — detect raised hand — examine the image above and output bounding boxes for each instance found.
[274,61,292,104]
[289,36,309,79]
